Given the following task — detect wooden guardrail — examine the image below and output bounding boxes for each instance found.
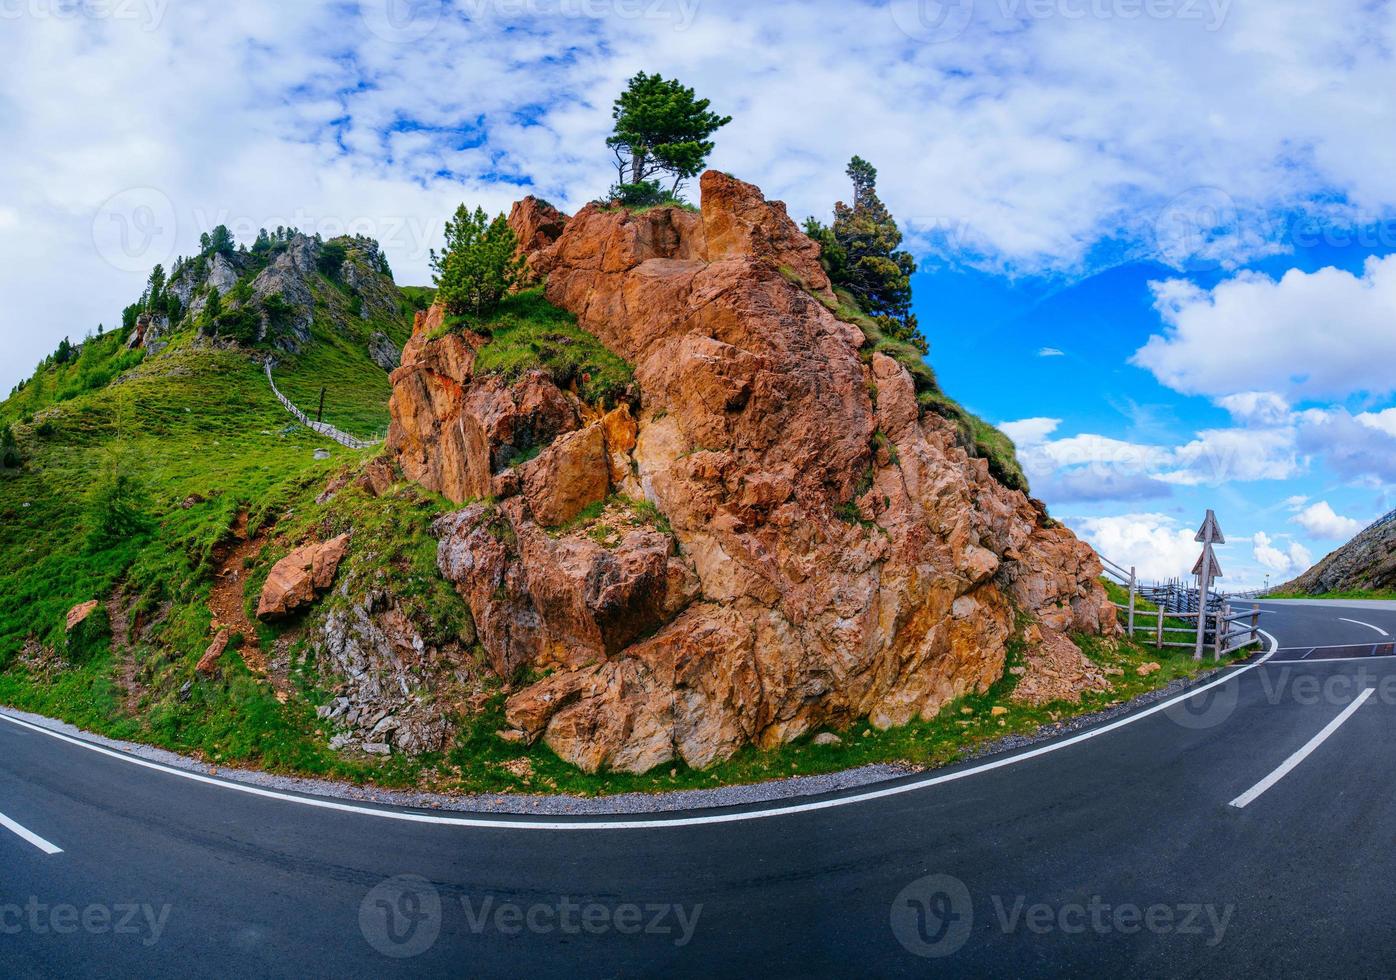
[1100,556,1263,660]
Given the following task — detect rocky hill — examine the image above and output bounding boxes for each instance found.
[1279,511,1396,594]
[388,171,1113,773]
[0,171,1122,789]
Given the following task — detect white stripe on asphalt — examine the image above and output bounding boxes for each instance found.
[0,631,1278,832]
[1267,655,1396,665]
[0,810,62,854]
[1229,687,1375,809]
[1339,617,1390,637]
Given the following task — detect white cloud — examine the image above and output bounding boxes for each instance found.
[1158,426,1303,485]
[1217,391,1291,426]
[1291,500,1362,539]
[1068,513,1203,581]
[1253,532,1292,573]
[1134,257,1396,400]
[999,417,1060,447]
[7,0,1396,390]
[1038,347,1065,357]
[1289,541,1314,570]
[1283,495,1309,509]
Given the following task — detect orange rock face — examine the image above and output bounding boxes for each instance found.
[66,600,100,632]
[390,170,1114,773]
[508,196,569,284]
[256,534,351,619]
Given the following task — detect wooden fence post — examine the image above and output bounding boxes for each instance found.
[1250,604,1260,648]
[1127,566,1137,638]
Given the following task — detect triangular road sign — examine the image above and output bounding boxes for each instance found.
[1192,544,1224,581]
[1194,509,1225,545]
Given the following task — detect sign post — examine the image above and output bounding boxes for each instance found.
[1191,510,1225,661]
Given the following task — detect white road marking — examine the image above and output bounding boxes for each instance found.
[0,810,62,854]
[1267,654,1396,665]
[0,631,1279,832]
[1339,617,1389,637]
[1277,640,1396,652]
[1229,687,1375,809]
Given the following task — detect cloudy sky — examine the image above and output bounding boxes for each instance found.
[3,0,1395,586]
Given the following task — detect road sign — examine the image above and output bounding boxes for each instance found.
[1192,546,1223,582]
[1195,509,1225,545]
[1192,510,1225,660]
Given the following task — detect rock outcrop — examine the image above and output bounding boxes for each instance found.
[66,601,100,632]
[256,534,351,619]
[388,170,1114,773]
[1279,510,1395,594]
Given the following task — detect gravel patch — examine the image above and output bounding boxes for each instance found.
[0,660,1239,817]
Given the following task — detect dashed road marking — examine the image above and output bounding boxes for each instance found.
[0,810,62,854]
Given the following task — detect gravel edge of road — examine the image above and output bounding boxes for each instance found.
[0,660,1241,816]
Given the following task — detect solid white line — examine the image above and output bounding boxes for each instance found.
[0,810,63,855]
[1267,654,1396,665]
[0,631,1278,832]
[1229,687,1375,809]
[1339,617,1390,637]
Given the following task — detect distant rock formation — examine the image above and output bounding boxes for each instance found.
[387,170,1115,773]
[1279,511,1396,594]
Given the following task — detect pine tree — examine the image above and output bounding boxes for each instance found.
[606,72,731,196]
[826,156,925,354]
[430,205,522,318]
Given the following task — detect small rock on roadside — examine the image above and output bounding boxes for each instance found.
[1137,662,1162,677]
[812,733,842,747]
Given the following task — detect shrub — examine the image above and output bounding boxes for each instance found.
[598,181,690,210]
[0,424,18,471]
[430,205,523,318]
[84,455,150,551]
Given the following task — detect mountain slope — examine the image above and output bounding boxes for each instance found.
[1279,511,1396,595]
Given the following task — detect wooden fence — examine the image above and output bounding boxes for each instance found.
[1100,555,1263,660]
[264,362,381,451]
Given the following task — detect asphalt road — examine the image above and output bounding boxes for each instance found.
[3,599,1395,978]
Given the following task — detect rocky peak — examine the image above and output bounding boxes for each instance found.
[387,170,1115,774]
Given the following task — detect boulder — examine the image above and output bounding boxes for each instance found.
[520,424,610,527]
[66,601,99,632]
[256,534,351,619]
[197,630,230,675]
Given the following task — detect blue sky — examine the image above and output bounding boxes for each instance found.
[4,0,1396,586]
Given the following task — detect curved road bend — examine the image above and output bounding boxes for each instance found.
[2,599,1395,977]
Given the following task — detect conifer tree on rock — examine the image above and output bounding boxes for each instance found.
[605,72,731,201]
[430,205,522,317]
[808,156,925,354]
